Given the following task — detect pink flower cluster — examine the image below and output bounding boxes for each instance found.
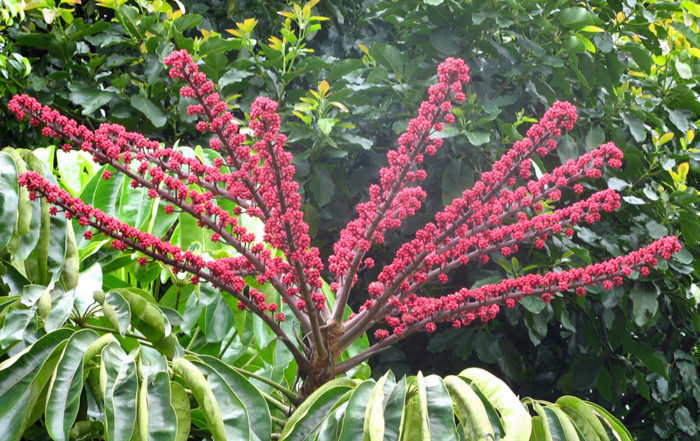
[18,170,283,314]
[165,49,324,312]
[249,96,325,309]
[374,236,680,338]
[10,49,683,371]
[328,57,470,298]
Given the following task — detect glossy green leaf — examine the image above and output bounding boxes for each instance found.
[364,373,388,441]
[192,359,251,441]
[337,378,375,441]
[415,372,431,440]
[585,402,632,441]
[92,167,125,218]
[280,378,357,441]
[120,181,153,230]
[459,368,531,441]
[101,342,138,441]
[423,375,459,441]
[371,42,404,75]
[0,329,71,441]
[46,329,100,441]
[204,295,234,343]
[3,148,31,239]
[559,7,596,28]
[139,348,178,441]
[444,375,494,440]
[556,396,608,441]
[530,401,553,441]
[383,375,407,441]
[172,357,226,441]
[547,404,580,441]
[0,152,19,250]
[198,355,271,441]
[130,95,168,127]
[101,290,132,337]
[170,381,191,441]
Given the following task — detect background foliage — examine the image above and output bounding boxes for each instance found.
[0,0,698,440]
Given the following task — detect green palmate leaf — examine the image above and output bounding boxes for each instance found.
[101,342,138,441]
[0,329,72,441]
[0,151,19,250]
[172,357,226,441]
[337,379,375,441]
[280,378,357,441]
[459,368,531,441]
[197,356,271,441]
[139,348,178,441]
[46,329,100,441]
[444,375,494,440]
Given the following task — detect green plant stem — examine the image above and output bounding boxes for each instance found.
[186,327,200,351]
[79,323,154,347]
[218,329,238,358]
[231,365,300,404]
[260,390,291,414]
[270,415,286,427]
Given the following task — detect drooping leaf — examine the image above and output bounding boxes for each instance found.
[139,348,178,441]
[46,329,100,441]
[444,375,494,440]
[101,342,138,441]
[459,368,531,441]
[337,379,375,441]
[280,378,357,441]
[172,357,227,441]
[0,329,72,441]
[198,356,272,441]
[0,152,19,250]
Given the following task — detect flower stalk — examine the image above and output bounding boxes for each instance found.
[8,50,682,394]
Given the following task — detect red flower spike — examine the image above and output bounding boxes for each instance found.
[10,51,684,377]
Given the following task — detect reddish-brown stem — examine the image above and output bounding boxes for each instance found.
[333,269,629,375]
[19,104,312,333]
[39,189,311,371]
[185,74,272,219]
[330,110,449,324]
[267,136,327,359]
[339,131,559,346]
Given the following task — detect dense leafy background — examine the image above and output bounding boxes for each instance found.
[0,0,698,440]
